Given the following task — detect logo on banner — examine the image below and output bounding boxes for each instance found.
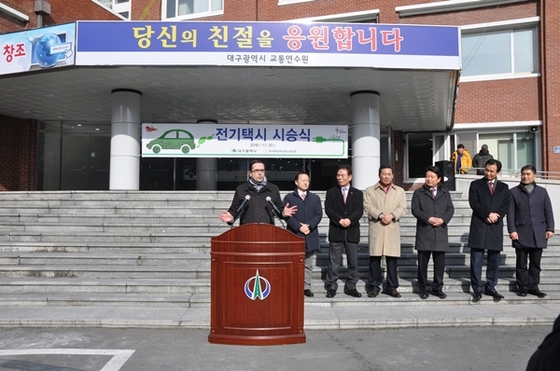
[244,270,271,300]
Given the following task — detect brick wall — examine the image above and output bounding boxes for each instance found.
[0,0,119,32]
[541,0,560,171]
[0,115,37,191]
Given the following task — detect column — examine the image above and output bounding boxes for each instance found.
[351,91,380,190]
[110,89,142,190]
[196,120,218,190]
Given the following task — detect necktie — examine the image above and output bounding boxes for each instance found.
[489,181,494,195]
[301,193,305,201]
[342,188,347,203]
[431,188,436,199]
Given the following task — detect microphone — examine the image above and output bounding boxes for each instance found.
[236,195,251,214]
[228,195,250,226]
[265,196,282,218]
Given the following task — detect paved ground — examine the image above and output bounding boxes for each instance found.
[0,325,552,371]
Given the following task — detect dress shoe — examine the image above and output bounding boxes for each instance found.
[384,288,401,298]
[472,292,482,302]
[344,288,362,298]
[304,289,314,298]
[431,290,447,299]
[484,289,504,299]
[528,289,547,298]
[326,289,336,298]
[518,290,528,297]
[367,289,380,298]
[419,291,429,300]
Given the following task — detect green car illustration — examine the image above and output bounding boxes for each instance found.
[147,129,196,154]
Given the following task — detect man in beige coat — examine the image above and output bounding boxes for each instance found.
[363,165,407,298]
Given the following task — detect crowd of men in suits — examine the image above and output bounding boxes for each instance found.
[219,158,557,370]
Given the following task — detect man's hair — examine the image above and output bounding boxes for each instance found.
[485,159,502,172]
[378,165,393,175]
[249,160,265,172]
[521,165,537,174]
[425,165,442,180]
[457,144,465,149]
[337,164,352,176]
[294,172,309,181]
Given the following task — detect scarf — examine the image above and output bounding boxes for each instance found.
[249,176,267,192]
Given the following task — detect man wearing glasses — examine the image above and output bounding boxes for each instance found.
[219,160,297,225]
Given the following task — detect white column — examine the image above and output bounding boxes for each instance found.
[351,91,380,190]
[196,158,217,190]
[110,89,142,190]
[196,120,218,190]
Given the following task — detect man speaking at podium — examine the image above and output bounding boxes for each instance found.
[219,160,297,225]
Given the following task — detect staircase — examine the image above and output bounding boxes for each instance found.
[0,190,559,313]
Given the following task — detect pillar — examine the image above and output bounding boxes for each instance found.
[351,91,380,190]
[110,89,142,190]
[196,120,218,190]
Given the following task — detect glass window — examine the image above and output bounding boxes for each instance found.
[478,132,536,172]
[462,28,538,77]
[165,0,223,18]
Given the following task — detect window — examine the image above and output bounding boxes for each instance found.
[461,27,538,78]
[164,0,223,19]
[478,132,536,172]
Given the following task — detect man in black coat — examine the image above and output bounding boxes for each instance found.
[507,165,555,298]
[324,165,364,298]
[219,160,297,225]
[468,159,509,301]
[284,172,323,298]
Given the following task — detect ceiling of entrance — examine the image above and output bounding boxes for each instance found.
[0,66,458,132]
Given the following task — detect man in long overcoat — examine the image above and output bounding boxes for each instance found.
[507,165,555,298]
[468,159,509,301]
[363,165,407,298]
[284,172,323,298]
[411,165,455,299]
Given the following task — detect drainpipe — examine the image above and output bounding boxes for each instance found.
[34,0,51,28]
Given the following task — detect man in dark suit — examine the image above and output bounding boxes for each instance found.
[324,165,364,298]
[283,172,323,298]
[219,160,296,225]
[507,165,555,298]
[468,159,509,301]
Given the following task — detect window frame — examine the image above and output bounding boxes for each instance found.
[460,17,540,82]
[162,0,224,20]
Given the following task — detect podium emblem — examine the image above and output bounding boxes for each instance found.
[244,270,271,300]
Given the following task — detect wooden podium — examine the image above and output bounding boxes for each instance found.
[208,223,306,345]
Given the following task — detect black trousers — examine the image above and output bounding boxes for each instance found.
[368,256,399,290]
[417,250,445,292]
[470,248,500,292]
[515,247,543,292]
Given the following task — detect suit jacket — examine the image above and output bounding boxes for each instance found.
[468,177,509,251]
[324,185,363,243]
[411,185,454,252]
[507,183,555,249]
[283,189,323,253]
[227,181,284,225]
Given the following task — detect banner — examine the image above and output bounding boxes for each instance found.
[77,21,461,70]
[0,23,75,76]
[141,123,348,158]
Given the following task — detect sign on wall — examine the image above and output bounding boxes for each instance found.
[76,21,461,70]
[0,23,75,76]
[141,123,348,158]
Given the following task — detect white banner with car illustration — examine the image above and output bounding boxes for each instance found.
[141,123,348,158]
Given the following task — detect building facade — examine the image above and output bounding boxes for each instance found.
[0,0,557,191]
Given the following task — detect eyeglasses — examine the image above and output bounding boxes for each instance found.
[251,169,265,173]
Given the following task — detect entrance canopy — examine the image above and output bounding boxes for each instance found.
[0,21,461,133]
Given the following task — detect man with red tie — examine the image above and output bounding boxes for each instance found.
[468,159,510,301]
